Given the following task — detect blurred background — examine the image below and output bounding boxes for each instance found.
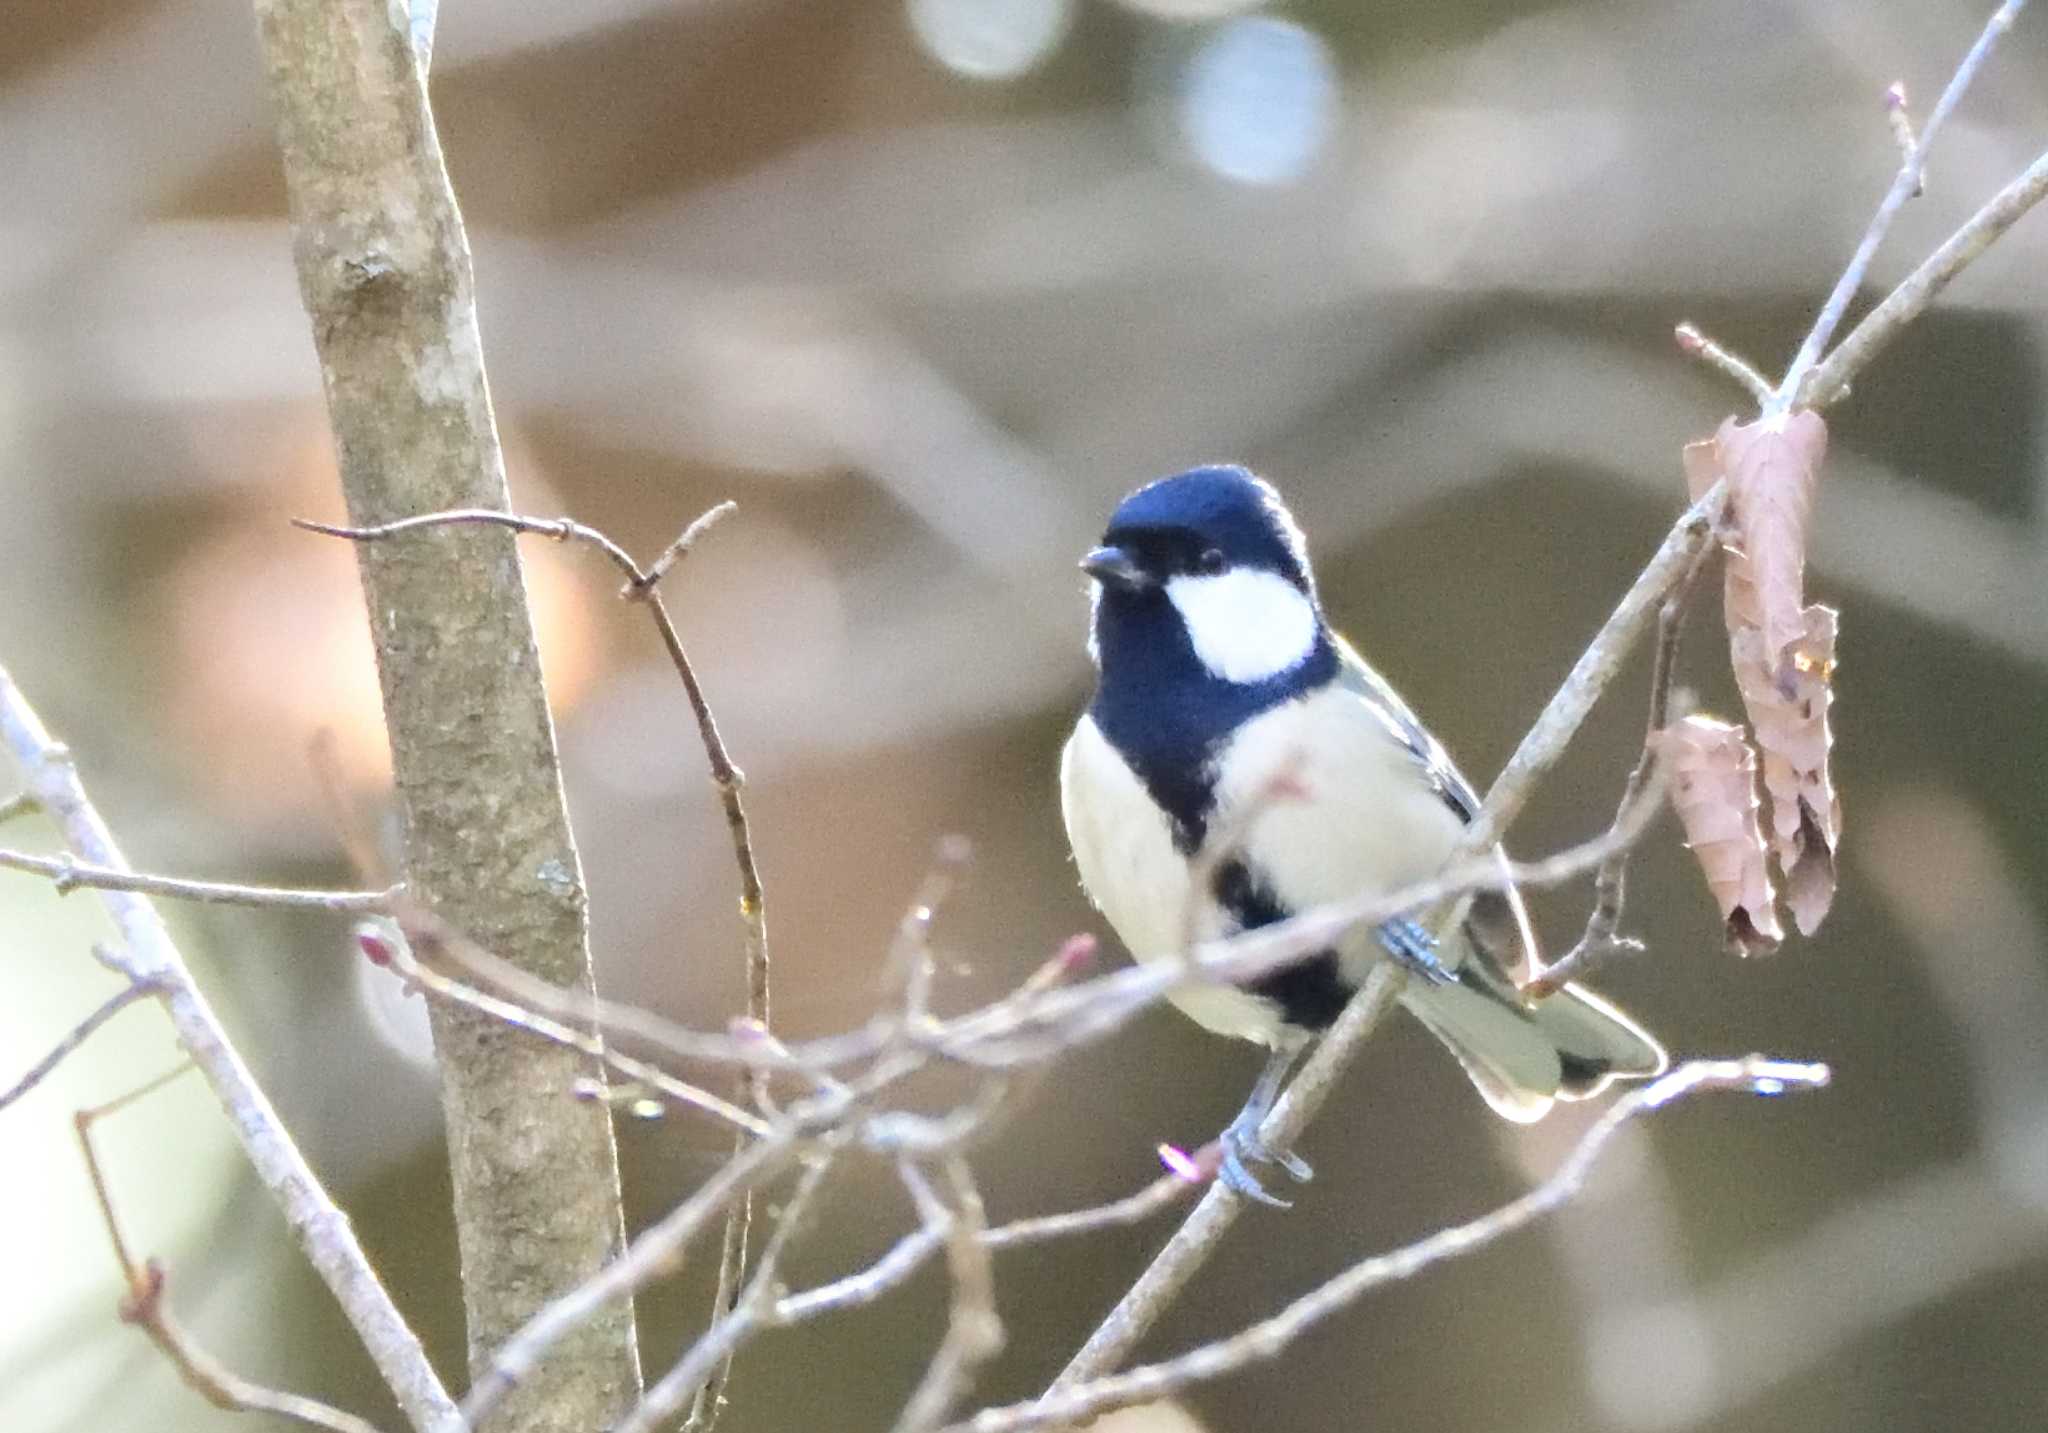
[4,0,2047,1429]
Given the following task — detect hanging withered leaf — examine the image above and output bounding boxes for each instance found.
[1731,604,1842,934]
[1683,410,1829,675]
[1682,407,1841,936]
[1653,715,1784,957]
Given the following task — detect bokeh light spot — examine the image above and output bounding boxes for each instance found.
[907,0,1073,81]
[1176,17,1338,186]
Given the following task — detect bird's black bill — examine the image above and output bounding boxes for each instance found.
[1080,544,1153,591]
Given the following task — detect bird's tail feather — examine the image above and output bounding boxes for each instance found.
[1402,974,1667,1124]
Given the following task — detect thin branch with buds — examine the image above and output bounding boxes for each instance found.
[76,1069,391,1433]
[1801,142,2048,409]
[1778,0,2030,398]
[355,921,770,1137]
[1674,323,1773,406]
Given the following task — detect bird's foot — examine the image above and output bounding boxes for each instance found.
[1375,917,1456,986]
[1218,1113,1314,1209]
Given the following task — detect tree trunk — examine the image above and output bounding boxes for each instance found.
[249,3,643,1429]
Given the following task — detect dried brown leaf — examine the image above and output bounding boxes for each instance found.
[1653,715,1784,957]
[1684,411,1829,671]
[1732,604,1842,935]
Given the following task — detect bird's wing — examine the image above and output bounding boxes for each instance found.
[1330,634,1542,985]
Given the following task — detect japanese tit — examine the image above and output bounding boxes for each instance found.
[1060,465,1665,1204]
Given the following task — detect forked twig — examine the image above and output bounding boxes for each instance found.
[893,1158,1003,1433]
[1777,0,2031,399]
[301,502,773,1433]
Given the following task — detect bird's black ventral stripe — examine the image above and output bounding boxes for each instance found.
[1213,856,1352,1033]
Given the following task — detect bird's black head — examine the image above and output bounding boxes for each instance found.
[1081,464,1316,599]
[1079,467,1337,846]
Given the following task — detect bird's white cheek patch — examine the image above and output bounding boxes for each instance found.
[1167,569,1318,684]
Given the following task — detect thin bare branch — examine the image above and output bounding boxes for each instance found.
[775,1167,1195,1325]
[396,898,882,1073]
[355,923,770,1137]
[0,978,159,1114]
[1526,537,1712,999]
[1776,0,2030,396]
[968,1058,1830,1433]
[635,500,738,593]
[1802,142,2048,408]
[894,1158,1003,1433]
[461,1135,805,1430]
[1044,964,1407,1392]
[624,1147,842,1433]
[78,1072,389,1433]
[0,663,460,1433]
[0,792,36,824]
[1674,323,1773,406]
[983,1170,1198,1251]
[1884,83,1924,196]
[0,848,395,912]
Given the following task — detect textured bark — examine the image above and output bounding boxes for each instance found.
[249,3,642,1429]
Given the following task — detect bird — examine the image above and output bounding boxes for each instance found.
[1059,464,1666,1205]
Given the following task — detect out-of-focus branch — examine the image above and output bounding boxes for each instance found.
[616,1147,842,1433]
[973,1059,1829,1433]
[354,921,769,1137]
[0,663,459,1433]
[894,1158,1003,1433]
[775,1167,1197,1324]
[0,975,157,1114]
[77,1072,390,1433]
[0,847,395,911]
[250,0,642,1424]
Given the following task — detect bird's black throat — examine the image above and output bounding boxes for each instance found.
[1087,586,1337,855]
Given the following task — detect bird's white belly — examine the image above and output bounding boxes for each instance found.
[1060,688,1470,1047]
[1061,716,1288,1044]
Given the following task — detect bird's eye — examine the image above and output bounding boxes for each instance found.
[1196,547,1226,575]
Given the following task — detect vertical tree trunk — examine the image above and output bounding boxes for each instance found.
[248,3,642,1429]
